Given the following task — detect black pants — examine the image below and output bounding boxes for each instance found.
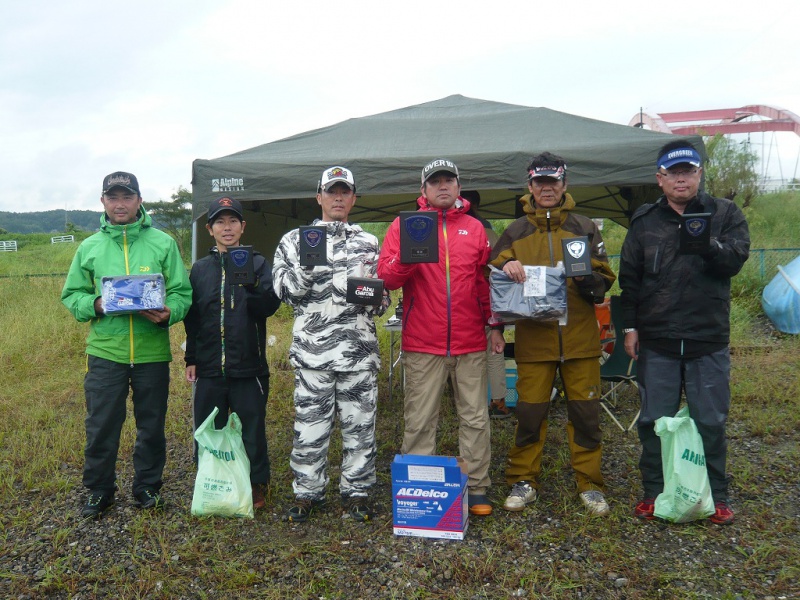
[636,346,731,502]
[83,356,170,496]
[193,376,270,485]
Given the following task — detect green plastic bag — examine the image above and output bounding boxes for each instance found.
[191,407,254,518]
[653,406,715,523]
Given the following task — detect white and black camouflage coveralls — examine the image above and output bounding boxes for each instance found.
[273,219,385,500]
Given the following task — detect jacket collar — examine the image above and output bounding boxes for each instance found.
[415,195,469,217]
[520,192,576,230]
[100,208,149,241]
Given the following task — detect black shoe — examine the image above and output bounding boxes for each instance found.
[81,492,115,519]
[287,497,323,523]
[134,488,165,510]
[343,495,373,522]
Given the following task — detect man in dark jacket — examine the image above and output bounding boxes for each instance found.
[184,197,282,510]
[619,140,750,525]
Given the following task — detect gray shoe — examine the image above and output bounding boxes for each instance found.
[503,481,537,512]
[579,490,610,516]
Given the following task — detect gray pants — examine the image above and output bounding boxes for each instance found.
[636,346,731,502]
[290,368,377,500]
[83,356,170,496]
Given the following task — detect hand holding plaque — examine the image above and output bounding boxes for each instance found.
[679,213,712,254]
[399,211,438,263]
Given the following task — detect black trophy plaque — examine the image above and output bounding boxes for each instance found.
[227,245,255,285]
[679,213,712,254]
[562,236,591,278]
[299,226,327,266]
[346,277,384,306]
[399,211,438,263]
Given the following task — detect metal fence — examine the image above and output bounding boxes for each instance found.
[607,247,800,286]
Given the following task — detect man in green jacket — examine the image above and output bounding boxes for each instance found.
[62,171,192,519]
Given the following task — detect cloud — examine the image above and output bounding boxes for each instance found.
[1,0,798,213]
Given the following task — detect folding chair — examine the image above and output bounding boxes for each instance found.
[599,296,640,432]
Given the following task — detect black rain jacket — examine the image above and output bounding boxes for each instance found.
[619,192,750,344]
[184,247,282,378]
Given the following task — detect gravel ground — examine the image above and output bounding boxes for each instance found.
[3,394,799,599]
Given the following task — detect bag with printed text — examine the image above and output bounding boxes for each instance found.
[653,406,715,523]
[191,407,254,518]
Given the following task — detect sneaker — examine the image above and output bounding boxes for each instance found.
[503,481,537,512]
[579,490,610,517]
[468,493,493,516]
[287,497,323,523]
[489,399,513,419]
[709,501,735,525]
[81,492,114,519]
[343,495,373,522]
[634,497,656,520]
[134,488,165,510]
[252,484,268,510]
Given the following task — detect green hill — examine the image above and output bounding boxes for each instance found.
[0,209,102,234]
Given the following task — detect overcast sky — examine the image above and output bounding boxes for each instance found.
[2,0,799,214]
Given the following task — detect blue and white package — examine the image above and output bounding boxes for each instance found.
[101,274,166,314]
[392,454,468,540]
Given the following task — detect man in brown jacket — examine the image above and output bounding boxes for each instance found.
[489,152,615,516]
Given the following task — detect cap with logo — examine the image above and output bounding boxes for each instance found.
[319,166,355,192]
[421,159,459,185]
[527,164,566,181]
[208,196,244,222]
[657,147,702,170]
[102,171,140,195]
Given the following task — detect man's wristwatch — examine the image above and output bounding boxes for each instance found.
[622,328,637,334]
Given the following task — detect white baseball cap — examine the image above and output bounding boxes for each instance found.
[318,166,355,192]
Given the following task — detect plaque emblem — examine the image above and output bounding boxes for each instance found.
[229,248,249,267]
[685,218,708,237]
[303,229,323,248]
[404,215,435,243]
[565,240,586,260]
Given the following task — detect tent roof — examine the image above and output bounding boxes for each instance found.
[191,94,703,226]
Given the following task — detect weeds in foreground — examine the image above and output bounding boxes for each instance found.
[1,227,799,598]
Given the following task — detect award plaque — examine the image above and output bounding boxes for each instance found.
[227,245,255,285]
[399,211,438,263]
[346,277,384,306]
[561,236,591,278]
[299,226,327,266]
[679,213,712,254]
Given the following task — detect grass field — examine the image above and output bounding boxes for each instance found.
[0,193,798,598]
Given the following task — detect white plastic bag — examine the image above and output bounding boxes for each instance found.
[191,407,254,518]
[653,406,715,523]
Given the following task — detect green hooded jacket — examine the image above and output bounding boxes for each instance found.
[61,209,192,364]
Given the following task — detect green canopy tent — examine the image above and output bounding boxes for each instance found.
[191,95,702,258]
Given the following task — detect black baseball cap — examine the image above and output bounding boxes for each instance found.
[207,196,244,222]
[102,171,140,195]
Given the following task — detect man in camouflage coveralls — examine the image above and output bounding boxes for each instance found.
[273,166,387,523]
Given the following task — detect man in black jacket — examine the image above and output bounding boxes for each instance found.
[619,140,750,525]
[184,197,282,509]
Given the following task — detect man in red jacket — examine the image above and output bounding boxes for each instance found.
[378,159,501,516]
